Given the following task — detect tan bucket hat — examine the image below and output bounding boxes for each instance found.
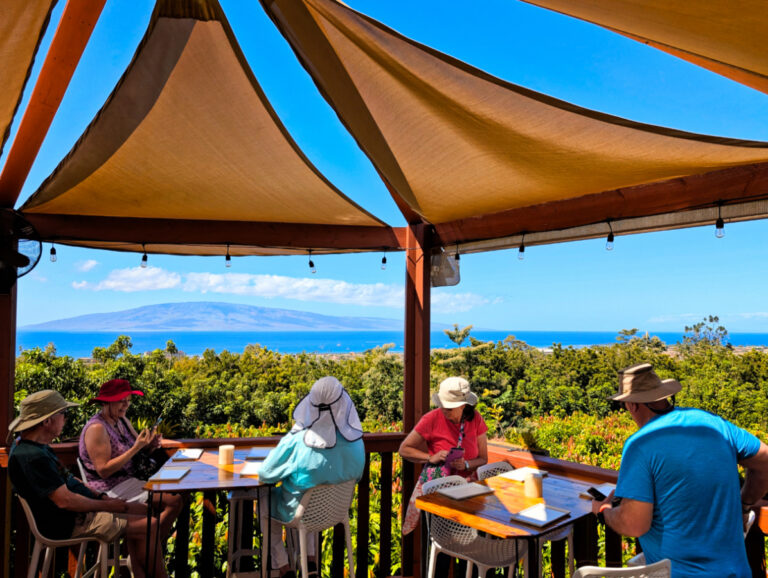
[609,363,681,403]
[432,377,478,408]
[8,390,79,435]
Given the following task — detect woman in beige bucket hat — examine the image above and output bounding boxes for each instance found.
[399,377,489,536]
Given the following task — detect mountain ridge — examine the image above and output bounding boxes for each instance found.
[21,301,450,332]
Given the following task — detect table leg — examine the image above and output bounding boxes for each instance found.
[146,490,154,578]
[527,538,540,578]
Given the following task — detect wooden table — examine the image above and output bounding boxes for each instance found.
[145,447,274,578]
[415,472,597,576]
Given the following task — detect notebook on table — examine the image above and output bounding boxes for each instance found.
[171,448,203,461]
[510,503,570,527]
[149,466,190,482]
[436,482,494,500]
[246,447,272,461]
[240,461,261,477]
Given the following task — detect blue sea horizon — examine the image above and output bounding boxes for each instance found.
[15,329,768,358]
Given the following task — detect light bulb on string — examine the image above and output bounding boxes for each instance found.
[49,243,57,263]
[308,250,316,274]
[606,221,615,251]
[455,244,460,262]
[518,234,525,261]
[141,245,148,268]
[715,204,725,238]
[381,252,387,270]
[225,244,231,268]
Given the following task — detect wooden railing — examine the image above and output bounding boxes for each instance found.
[2,438,766,577]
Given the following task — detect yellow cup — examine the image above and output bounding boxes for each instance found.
[524,472,543,498]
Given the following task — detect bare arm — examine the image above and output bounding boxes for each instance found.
[592,491,653,537]
[48,484,145,516]
[84,422,150,479]
[740,442,768,506]
[398,430,448,465]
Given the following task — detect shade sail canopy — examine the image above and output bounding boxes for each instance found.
[20,0,391,255]
[262,0,768,249]
[523,0,768,96]
[0,0,56,156]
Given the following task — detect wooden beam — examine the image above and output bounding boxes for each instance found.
[0,282,16,578]
[24,213,408,251]
[434,162,768,246]
[402,223,431,578]
[0,0,108,207]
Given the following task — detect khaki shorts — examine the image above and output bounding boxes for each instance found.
[71,511,126,542]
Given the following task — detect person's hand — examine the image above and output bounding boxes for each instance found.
[124,500,148,516]
[132,428,152,452]
[149,431,163,448]
[428,450,448,464]
[449,457,465,470]
[591,489,615,515]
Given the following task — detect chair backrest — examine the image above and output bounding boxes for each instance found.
[422,475,478,546]
[745,509,756,537]
[76,457,89,481]
[573,558,671,577]
[17,495,47,543]
[292,479,357,533]
[477,460,513,480]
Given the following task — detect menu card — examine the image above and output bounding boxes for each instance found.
[149,467,190,482]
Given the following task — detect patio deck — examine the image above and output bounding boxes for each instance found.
[1,436,765,577]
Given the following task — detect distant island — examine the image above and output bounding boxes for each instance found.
[21,301,450,332]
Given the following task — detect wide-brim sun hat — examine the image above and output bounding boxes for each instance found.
[291,376,363,449]
[432,376,478,409]
[8,390,79,434]
[90,379,144,403]
[609,363,681,403]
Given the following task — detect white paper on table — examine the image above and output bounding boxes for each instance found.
[497,466,548,482]
[510,503,569,527]
[171,448,204,461]
[240,461,262,477]
[436,482,494,500]
[149,467,190,482]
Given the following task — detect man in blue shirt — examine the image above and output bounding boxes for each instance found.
[591,363,768,577]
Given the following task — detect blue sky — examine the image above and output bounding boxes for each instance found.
[5,0,768,334]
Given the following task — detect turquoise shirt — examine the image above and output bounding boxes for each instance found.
[616,408,760,578]
[258,432,365,522]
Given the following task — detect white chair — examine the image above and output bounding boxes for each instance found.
[226,487,261,578]
[422,475,526,578]
[17,494,123,578]
[477,462,573,577]
[573,558,671,577]
[280,480,356,578]
[76,457,89,482]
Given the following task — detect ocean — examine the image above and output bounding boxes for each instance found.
[15,330,768,358]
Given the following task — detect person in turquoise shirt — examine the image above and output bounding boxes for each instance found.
[259,376,364,578]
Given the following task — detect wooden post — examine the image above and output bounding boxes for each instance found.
[0,279,16,577]
[402,223,431,578]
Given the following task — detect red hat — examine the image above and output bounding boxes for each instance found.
[90,379,144,403]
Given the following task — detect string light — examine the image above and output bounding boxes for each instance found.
[308,250,316,274]
[225,244,231,268]
[381,252,387,270]
[606,221,615,251]
[455,244,460,262]
[49,243,57,263]
[140,245,148,268]
[518,234,525,261]
[715,204,725,238]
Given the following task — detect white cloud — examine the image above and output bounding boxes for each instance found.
[735,312,768,319]
[432,291,492,313]
[77,259,99,272]
[183,273,404,307]
[73,266,181,292]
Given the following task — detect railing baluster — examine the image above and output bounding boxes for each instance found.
[174,496,191,578]
[380,452,393,578]
[356,453,371,578]
[201,491,217,577]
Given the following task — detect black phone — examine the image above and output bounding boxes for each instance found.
[587,486,607,501]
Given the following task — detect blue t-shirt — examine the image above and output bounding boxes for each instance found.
[258,432,365,522]
[616,408,760,578]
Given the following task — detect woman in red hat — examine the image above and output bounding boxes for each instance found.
[78,379,182,539]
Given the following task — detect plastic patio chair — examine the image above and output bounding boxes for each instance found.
[17,494,124,578]
[477,462,574,577]
[573,558,671,577]
[422,475,527,578]
[281,479,357,578]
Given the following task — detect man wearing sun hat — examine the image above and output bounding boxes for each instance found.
[590,364,768,577]
[8,389,166,577]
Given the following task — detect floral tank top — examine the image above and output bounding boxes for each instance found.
[78,413,138,492]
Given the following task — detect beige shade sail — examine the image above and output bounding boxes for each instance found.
[20,0,390,254]
[0,0,56,157]
[262,0,768,247]
[523,0,768,95]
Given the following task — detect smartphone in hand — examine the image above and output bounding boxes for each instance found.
[444,447,464,464]
[587,486,607,501]
[152,415,163,430]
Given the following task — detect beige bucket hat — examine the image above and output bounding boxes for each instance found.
[609,363,681,403]
[432,377,478,408]
[8,390,79,435]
